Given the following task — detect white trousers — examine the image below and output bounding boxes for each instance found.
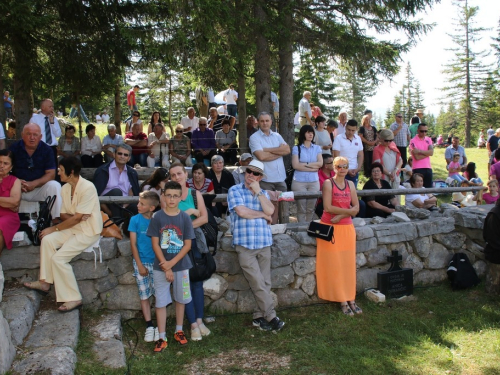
[22,181,62,219]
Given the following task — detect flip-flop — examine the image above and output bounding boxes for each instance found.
[341,304,354,316]
[348,302,363,315]
[58,301,83,313]
[24,281,49,296]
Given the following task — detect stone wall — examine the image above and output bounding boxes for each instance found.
[0,204,491,320]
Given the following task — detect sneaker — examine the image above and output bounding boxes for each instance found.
[191,327,202,341]
[198,324,211,337]
[174,330,188,345]
[268,317,285,332]
[154,327,159,342]
[144,327,155,342]
[154,338,167,353]
[252,317,271,331]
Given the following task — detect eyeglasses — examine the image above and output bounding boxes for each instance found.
[133,113,140,117]
[384,139,394,142]
[199,123,207,126]
[325,161,334,164]
[419,130,428,133]
[246,168,263,177]
[396,116,403,118]
[176,130,183,133]
[164,194,181,199]
[116,152,130,157]
[335,164,349,169]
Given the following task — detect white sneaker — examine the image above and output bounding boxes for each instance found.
[191,327,202,341]
[154,327,159,342]
[199,324,211,337]
[144,327,155,342]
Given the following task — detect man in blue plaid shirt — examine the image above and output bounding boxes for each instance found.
[228,160,285,332]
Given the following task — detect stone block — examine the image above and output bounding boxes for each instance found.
[0,290,41,346]
[73,260,109,281]
[288,231,317,246]
[12,346,77,375]
[301,274,316,296]
[416,217,455,237]
[458,226,484,242]
[373,222,417,244]
[371,216,385,224]
[424,243,453,269]
[93,340,126,369]
[101,285,141,310]
[356,253,367,268]
[485,263,500,294]
[0,310,15,374]
[107,256,134,276]
[271,266,295,288]
[271,224,287,234]
[392,212,411,222]
[90,313,122,341]
[224,290,238,303]
[75,237,118,262]
[203,274,228,300]
[365,247,390,267]
[356,268,380,292]
[465,239,485,260]
[96,274,119,293]
[0,245,40,270]
[356,237,378,253]
[11,231,32,247]
[414,269,448,286]
[352,218,367,227]
[214,251,241,274]
[116,309,140,321]
[220,236,235,252]
[77,280,98,305]
[473,260,487,278]
[293,257,316,276]
[299,245,317,257]
[25,309,80,349]
[276,288,310,306]
[290,276,303,289]
[118,271,136,285]
[210,298,237,314]
[225,274,249,291]
[433,232,467,250]
[355,226,374,240]
[452,210,484,229]
[116,239,132,257]
[271,234,300,268]
[402,254,424,274]
[411,236,433,258]
[237,289,257,313]
[396,205,431,220]
[387,242,410,261]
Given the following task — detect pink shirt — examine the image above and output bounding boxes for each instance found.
[321,179,353,225]
[102,161,132,196]
[409,136,433,169]
[483,193,499,205]
[448,161,461,176]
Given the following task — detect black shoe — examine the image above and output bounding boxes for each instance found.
[268,317,285,332]
[252,317,271,331]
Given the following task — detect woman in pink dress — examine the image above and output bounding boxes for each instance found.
[0,150,21,255]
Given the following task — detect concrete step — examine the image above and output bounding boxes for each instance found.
[89,312,126,369]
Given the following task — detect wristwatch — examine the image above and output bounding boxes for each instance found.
[55,226,59,231]
[256,190,265,197]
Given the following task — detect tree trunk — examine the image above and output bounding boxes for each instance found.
[237,72,247,152]
[254,3,271,115]
[114,79,122,135]
[278,0,294,169]
[0,49,5,124]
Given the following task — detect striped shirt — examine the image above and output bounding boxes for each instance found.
[228,183,272,250]
[389,122,410,147]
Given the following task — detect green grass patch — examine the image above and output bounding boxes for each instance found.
[75,284,500,374]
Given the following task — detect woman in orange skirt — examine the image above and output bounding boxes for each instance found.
[316,156,362,316]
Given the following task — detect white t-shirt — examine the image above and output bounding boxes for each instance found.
[148,132,169,158]
[315,129,332,155]
[406,193,430,206]
[223,89,238,105]
[331,133,363,169]
[0,122,5,140]
[180,116,199,132]
[125,119,143,133]
[101,113,110,123]
[96,115,102,123]
[249,129,286,183]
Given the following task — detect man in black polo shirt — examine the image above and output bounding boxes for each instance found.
[208,107,235,133]
[9,123,61,221]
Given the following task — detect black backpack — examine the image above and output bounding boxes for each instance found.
[447,253,480,290]
[33,195,57,246]
[191,189,218,249]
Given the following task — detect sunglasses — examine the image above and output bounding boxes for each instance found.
[419,130,428,133]
[199,123,207,126]
[335,164,349,169]
[116,152,130,157]
[396,116,403,118]
[133,113,140,117]
[246,168,263,177]
[27,157,34,171]
[384,139,394,142]
[176,130,183,133]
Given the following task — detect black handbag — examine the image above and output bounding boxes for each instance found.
[307,221,335,244]
[188,248,217,282]
[33,195,57,246]
[191,190,218,249]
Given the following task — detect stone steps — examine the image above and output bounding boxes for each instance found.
[88,312,126,369]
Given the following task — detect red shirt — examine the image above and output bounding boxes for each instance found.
[318,169,335,190]
[127,89,136,106]
[125,132,147,155]
[321,179,353,225]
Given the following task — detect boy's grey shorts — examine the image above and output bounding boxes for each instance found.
[153,269,192,308]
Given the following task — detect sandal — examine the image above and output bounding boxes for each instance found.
[58,301,83,313]
[341,303,354,316]
[24,281,50,296]
[348,301,363,315]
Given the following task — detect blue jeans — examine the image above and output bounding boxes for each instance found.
[127,152,147,167]
[413,168,433,188]
[450,174,467,183]
[124,104,138,123]
[185,241,205,324]
[226,104,237,117]
[345,172,359,188]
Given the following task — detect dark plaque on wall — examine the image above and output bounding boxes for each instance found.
[377,250,413,298]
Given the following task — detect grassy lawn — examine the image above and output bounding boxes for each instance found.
[75,284,500,375]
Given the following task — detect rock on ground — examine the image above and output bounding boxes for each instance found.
[12,346,77,375]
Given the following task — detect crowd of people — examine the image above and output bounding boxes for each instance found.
[1,91,499,353]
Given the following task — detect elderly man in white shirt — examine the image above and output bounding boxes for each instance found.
[298,91,313,126]
[147,123,170,168]
[29,98,61,166]
[180,107,199,134]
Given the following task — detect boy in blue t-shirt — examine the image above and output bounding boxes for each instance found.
[129,191,160,343]
[147,181,195,353]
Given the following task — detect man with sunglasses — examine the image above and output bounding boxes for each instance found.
[390,112,411,167]
[94,143,140,218]
[332,119,363,188]
[125,111,143,133]
[9,123,62,221]
[409,123,434,188]
[227,160,285,332]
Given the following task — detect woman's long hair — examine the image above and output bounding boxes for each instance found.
[140,167,169,191]
[465,162,477,179]
[149,111,163,126]
[298,125,315,145]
